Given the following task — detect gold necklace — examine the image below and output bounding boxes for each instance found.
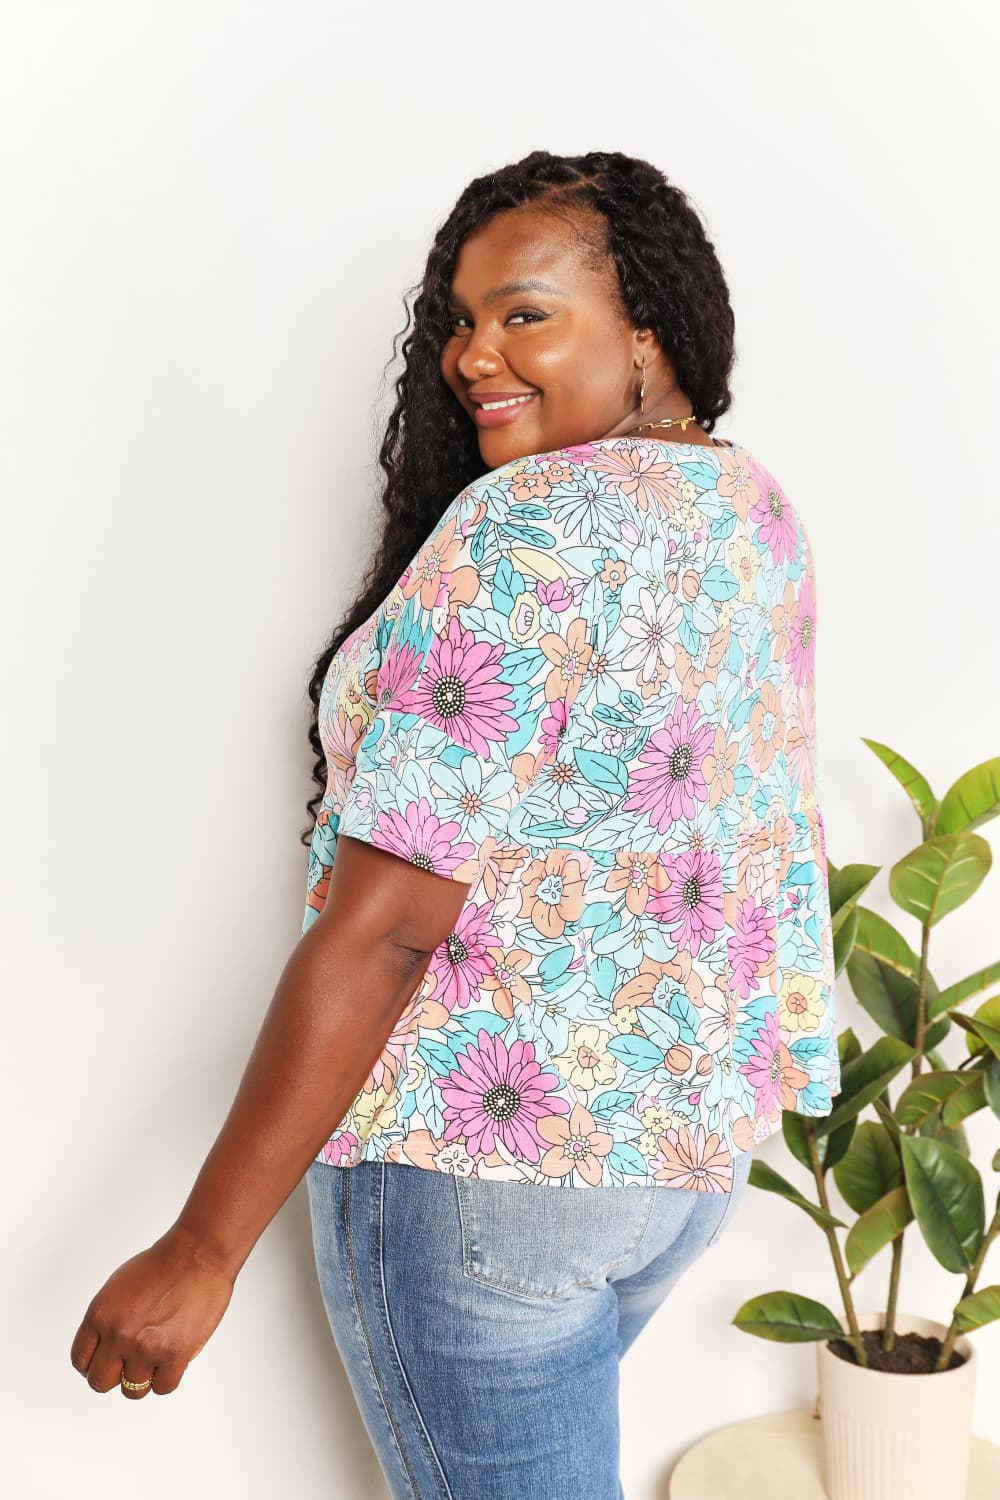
[630,415,701,433]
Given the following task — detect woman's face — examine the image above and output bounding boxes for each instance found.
[440,205,665,467]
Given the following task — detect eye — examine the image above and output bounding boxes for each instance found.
[446,310,548,332]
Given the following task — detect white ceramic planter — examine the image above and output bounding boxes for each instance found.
[816,1310,976,1500]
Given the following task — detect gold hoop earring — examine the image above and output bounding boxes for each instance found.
[639,358,646,416]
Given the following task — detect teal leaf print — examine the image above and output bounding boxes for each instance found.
[637,1006,682,1050]
[712,509,738,540]
[607,1141,650,1176]
[701,564,741,601]
[574,748,629,796]
[608,1034,664,1072]
[539,946,575,989]
[591,1090,637,1116]
[678,459,722,489]
[497,521,558,548]
[592,954,618,999]
[492,556,526,614]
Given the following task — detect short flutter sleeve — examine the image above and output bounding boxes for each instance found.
[336,470,603,883]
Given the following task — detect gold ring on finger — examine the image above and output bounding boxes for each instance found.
[121,1373,154,1392]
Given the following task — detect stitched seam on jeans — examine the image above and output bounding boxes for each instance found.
[706,1157,749,1245]
[342,1165,422,1499]
[373,1164,455,1500]
[455,1178,660,1299]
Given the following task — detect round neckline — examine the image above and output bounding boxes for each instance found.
[583,434,736,452]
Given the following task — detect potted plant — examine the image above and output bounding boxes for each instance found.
[733,741,1000,1500]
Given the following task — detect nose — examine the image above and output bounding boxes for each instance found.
[455,324,505,384]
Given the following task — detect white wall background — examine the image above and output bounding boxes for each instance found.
[4,2,999,1495]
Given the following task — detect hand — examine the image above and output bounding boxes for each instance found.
[70,1224,237,1399]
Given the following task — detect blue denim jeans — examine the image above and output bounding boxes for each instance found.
[305,1147,753,1500]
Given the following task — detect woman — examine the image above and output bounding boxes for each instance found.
[71,151,839,1498]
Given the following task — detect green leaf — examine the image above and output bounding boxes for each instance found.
[900,1135,985,1273]
[844,1186,914,1276]
[782,1104,856,1173]
[950,1011,1000,1064]
[935,757,1000,836]
[832,1121,903,1213]
[851,906,921,980]
[861,737,936,822]
[846,947,949,1051]
[941,1071,988,1129]
[928,961,1000,1023]
[833,906,860,975]
[889,832,992,928]
[731,1291,845,1343]
[814,1037,915,1138]
[964,997,1000,1056]
[871,1096,902,1142]
[747,1158,846,1228]
[838,1027,864,1067]
[984,1058,1000,1120]
[955,1285,1000,1332]
[895,1070,981,1129]
[829,864,880,934]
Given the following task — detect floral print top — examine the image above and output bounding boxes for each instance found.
[301,436,840,1193]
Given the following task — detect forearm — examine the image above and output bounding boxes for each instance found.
[170,919,428,1279]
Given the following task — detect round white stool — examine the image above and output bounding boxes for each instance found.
[669,1409,1000,1498]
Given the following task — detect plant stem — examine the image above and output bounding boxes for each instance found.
[805,1122,868,1367]
[882,1236,902,1350]
[910,920,931,1075]
[935,1206,1000,1372]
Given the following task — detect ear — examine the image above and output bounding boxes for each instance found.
[632,325,667,371]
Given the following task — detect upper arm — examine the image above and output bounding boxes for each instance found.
[317,831,472,959]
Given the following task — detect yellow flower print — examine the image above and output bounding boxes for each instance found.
[727,535,762,603]
[551,1022,617,1090]
[780,972,826,1032]
[508,589,542,643]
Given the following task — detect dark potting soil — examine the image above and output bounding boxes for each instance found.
[826,1328,966,1374]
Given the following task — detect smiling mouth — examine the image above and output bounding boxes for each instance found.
[477,394,536,411]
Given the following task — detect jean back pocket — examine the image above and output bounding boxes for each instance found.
[454,1174,657,1301]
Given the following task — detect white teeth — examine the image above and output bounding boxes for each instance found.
[481,394,534,410]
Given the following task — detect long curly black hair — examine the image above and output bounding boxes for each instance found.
[300,149,736,847]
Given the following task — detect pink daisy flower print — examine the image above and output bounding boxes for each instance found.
[789,573,816,689]
[370,794,476,876]
[740,1010,810,1116]
[436,1029,569,1159]
[426,901,497,1013]
[748,474,799,565]
[648,846,725,957]
[727,897,776,998]
[624,699,715,832]
[411,614,519,753]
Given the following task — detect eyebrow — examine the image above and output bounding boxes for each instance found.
[448,278,567,307]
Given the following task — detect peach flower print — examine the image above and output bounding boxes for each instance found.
[605,850,668,917]
[594,443,684,516]
[702,724,739,808]
[518,849,587,938]
[748,680,786,773]
[714,449,760,523]
[539,615,593,702]
[536,1102,615,1185]
[480,945,533,1019]
[402,511,463,610]
[770,578,797,662]
[650,1121,735,1191]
